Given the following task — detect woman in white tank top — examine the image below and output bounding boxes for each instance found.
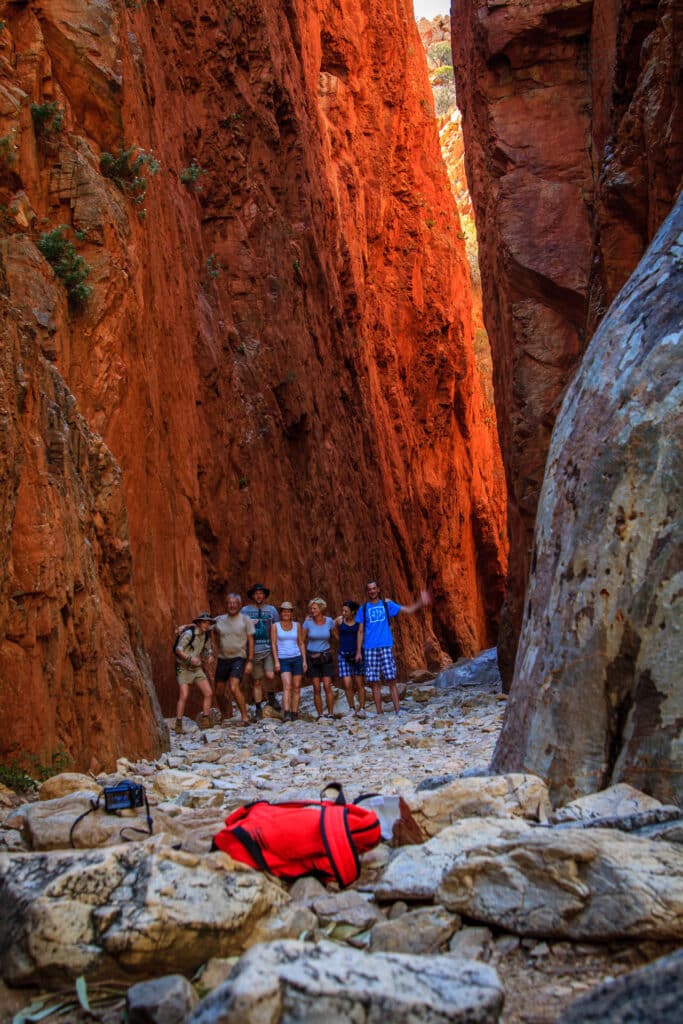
[271,603,307,721]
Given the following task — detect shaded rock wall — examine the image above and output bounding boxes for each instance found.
[492,195,683,805]
[0,296,167,772]
[452,0,683,683]
[0,0,507,732]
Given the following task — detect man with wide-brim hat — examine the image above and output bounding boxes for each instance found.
[242,583,280,718]
[173,611,215,733]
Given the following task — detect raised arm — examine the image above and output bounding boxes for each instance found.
[398,589,432,615]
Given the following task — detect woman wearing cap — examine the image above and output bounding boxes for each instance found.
[334,601,366,717]
[302,598,336,719]
[271,603,306,722]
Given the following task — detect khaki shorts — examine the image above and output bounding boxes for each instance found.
[176,666,208,687]
[250,651,274,680]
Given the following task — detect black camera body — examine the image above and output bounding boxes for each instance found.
[103,781,145,813]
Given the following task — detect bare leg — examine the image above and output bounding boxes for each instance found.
[353,674,366,709]
[176,683,189,720]
[214,681,233,719]
[229,677,250,722]
[388,680,400,713]
[197,678,212,716]
[280,671,292,713]
[292,675,302,714]
[312,679,323,717]
[341,675,354,710]
[323,678,335,715]
[372,682,383,713]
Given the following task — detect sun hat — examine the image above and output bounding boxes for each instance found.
[308,597,327,610]
[280,601,294,610]
[247,583,270,598]
[193,611,216,624]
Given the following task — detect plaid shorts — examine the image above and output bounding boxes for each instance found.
[363,647,397,683]
[338,652,364,677]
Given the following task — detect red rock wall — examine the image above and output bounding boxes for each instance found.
[0,296,168,772]
[0,0,507,736]
[452,0,683,684]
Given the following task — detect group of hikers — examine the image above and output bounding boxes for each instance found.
[173,581,431,732]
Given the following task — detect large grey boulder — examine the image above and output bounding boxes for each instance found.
[188,940,504,1023]
[375,818,532,902]
[558,946,683,1023]
[0,841,287,983]
[437,828,683,941]
[434,648,502,691]
[493,195,683,805]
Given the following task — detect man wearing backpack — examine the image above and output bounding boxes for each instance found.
[174,611,215,734]
[355,581,430,714]
[242,583,280,719]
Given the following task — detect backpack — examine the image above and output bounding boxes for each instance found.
[253,610,269,645]
[173,625,196,657]
[212,783,382,887]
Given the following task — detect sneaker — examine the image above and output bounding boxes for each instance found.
[356,709,367,719]
[174,718,184,734]
[197,713,211,730]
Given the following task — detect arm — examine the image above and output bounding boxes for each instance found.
[270,623,279,671]
[297,623,307,670]
[398,590,431,615]
[356,622,364,659]
[246,631,254,668]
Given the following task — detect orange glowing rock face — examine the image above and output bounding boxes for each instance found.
[0,0,507,766]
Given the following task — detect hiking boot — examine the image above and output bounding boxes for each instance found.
[254,703,264,721]
[197,713,211,730]
[174,718,184,734]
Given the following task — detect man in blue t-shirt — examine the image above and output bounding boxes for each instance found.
[355,580,430,714]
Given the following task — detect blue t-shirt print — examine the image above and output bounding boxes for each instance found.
[356,599,401,649]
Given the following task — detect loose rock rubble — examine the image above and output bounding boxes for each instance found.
[0,651,680,1024]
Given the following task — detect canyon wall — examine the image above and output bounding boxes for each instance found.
[493,195,682,805]
[0,295,168,771]
[0,0,507,755]
[452,0,683,683]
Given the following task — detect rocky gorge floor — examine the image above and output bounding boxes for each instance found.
[1,650,681,1024]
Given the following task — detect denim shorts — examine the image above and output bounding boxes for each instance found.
[278,655,303,675]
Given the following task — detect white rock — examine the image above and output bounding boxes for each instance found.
[0,841,288,983]
[408,774,551,836]
[187,939,503,1023]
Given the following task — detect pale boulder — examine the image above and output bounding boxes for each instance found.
[408,773,551,835]
[38,773,102,801]
[438,828,683,940]
[551,783,674,824]
[151,769,211,799]
[375,818,532,902]
[0,841,288,984]
[187,940,504,1023]
[25,792,141,850]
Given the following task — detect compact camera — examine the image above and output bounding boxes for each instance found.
[103,780,146,813]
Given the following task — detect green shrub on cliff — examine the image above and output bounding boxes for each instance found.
[37,226,92,308]
[31,101,64,135]
[100,145,160,209]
